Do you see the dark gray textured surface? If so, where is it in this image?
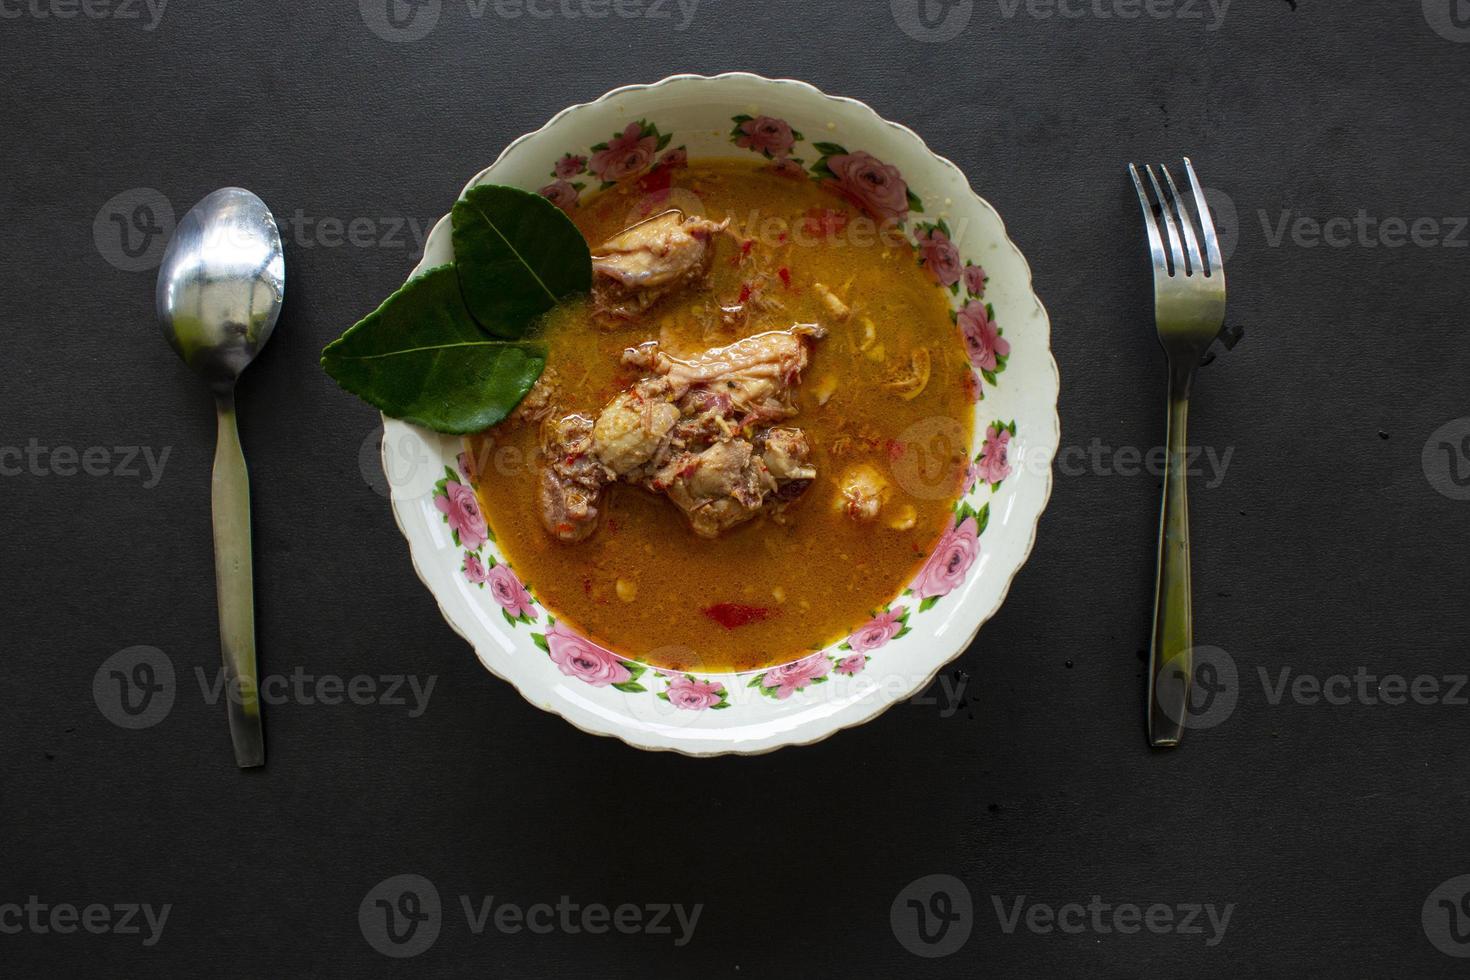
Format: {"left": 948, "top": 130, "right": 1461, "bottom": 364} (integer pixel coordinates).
{"left": 4, "top": 0, "right": 1470, "bottom": 975}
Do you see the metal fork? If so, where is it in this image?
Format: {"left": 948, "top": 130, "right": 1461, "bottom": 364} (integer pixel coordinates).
{"left": 1127, "top": 158, "right": 1227, "bottom": 748}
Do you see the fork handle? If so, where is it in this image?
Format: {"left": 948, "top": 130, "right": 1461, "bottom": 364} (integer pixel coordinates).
{"left": 1148, "top": 364, "right": 1194, "bottom": 747}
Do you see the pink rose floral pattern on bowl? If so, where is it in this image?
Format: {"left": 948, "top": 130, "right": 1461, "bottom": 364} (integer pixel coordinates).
{"left": 729, "top": 114, "right": 804, "bottom": 172}
{"left": 750, "top": 651, "right": 832, "bottom": 700}
{"left": 914, "top": 220, "right": 963, "bottom": 292}
{"left": 436, "top": 462, "right": 542, "bottom": 628}
{"left": 968, "top": 420, "right": 1016, "bottom": 491}
{"left": 538, "top": 119, "right": 683, "bottom": 212}
{"left": 810, "top": 143, "right": 922, "bottom": 226}
{"left": 434, "top": 465, "right": 488, "bottom": 552}
{"left": 909, "top": 503, "right": 988, "bottom": 613}
{"left": 841, "top": 605, "right": 911, "bottom": 654}
{"left": 475, "top": 114, "right": 1026, "bottom": 707}
{"left": 659, "top": 673, "right": 730, "bottom": 711}
{"left": 957, "top": 299, "right": 1011, "bottom": 391}
{"left": 533, "top": 619, "right": 647, "bottom": 694}
{"left": 589, "top": 120, "right": 670, "bottom": 186}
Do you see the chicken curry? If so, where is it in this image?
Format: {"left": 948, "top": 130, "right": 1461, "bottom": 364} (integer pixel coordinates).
{"left": 467, "top": 160, "right": 973, "bottom": 672}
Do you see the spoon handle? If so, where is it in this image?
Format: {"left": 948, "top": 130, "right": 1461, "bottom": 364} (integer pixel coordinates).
{"left": 212, "top": 391, "right": 265, "bottom": 767}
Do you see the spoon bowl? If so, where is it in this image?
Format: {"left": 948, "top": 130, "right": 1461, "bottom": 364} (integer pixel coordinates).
{"left": 157, "top": 187, "right": 284, "bottom": 392}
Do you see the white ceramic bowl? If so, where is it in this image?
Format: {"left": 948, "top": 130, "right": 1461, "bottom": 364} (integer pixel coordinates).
{"left": 380, "top": 73, "right": 1058, "bottom": 755}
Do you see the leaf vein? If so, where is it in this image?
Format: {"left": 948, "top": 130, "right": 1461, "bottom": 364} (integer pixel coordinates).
{"left": 470, "top": 200, "right": 559, "bottom": 306}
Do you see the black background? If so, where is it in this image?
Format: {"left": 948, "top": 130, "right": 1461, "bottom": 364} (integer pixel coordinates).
{"left": 4, "top": 0, "right": 1470, "bottom": 976}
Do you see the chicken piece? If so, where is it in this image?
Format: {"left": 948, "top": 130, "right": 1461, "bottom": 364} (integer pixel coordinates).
{"left": 592, "top": 210, "right": 730, "bottom": 320}
{"left": 538, "top": 414, "right": 612, "bottom": 542}
{"left": 757, "top": 427, "right": 817, "bottom": 501}
{"left": 661, "top": 439, "right": 779, "bottom": 538}
{"left": 624, "top": 324, "right": 826, "bottom": 424}
{"left": 835, "top": 463, "right": 890, "bottom": 522}
{"left": 540, "top": 328, "right": 828, "bottom": 542}
{"left": 591, "top": 377, "right": 679, "bottom": 477}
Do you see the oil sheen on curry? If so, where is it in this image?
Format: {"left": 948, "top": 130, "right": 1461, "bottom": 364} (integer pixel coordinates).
{"left": 468, "top": 160, "right": 972, "bottom": 672}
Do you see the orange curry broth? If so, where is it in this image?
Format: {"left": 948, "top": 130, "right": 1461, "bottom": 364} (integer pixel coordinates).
{"left": 468, "top": 160, "right": 972, "bottom": 672}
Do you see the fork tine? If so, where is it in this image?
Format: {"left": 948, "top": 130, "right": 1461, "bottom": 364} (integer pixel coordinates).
{"left": 1183, "top": 157, "right": 1222, "bottom": 277}
{"left": 1160, "top": 164, "right": 1203, "bottom": 276}
{"left": 1144, "top": 165, "right": 1185, "bottom": 276}
{"left": 1127, "top": 164, "right": 1167, "bottom": 275}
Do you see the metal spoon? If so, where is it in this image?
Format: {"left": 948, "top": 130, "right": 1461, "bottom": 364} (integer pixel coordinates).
{"left": 156, "top": 187, "right": 284, "bottom": 768}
